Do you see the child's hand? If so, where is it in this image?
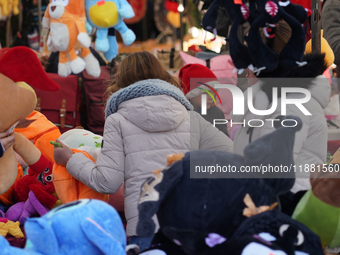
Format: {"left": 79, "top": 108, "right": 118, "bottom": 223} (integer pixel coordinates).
{"left": 53, "top": 139, "right": 73, "bottom": 166}
{"left": 0, "top": 132, "right": 15, "bottom": 151}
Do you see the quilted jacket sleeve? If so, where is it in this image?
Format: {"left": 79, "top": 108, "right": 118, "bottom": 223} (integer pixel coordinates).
{"left": 322, "top": 0, "right": 340, "bottom": 66}
{"left": 66, "top": 115, "right": 124, "bottom": 194}
{"left": 194, "top": 112, "right": 234, "bottom": 153}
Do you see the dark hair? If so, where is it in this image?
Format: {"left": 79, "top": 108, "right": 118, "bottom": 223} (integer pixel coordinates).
{"left": 105, "top": 51, "right": 182, "bottom": 98}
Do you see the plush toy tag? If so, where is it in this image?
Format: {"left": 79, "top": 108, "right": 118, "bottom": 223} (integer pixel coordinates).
{"left": 139, "top": 250, "right": 167, "bottom": 255}
{"left": 7, "top": 121, "right": 19, "bottom": 136}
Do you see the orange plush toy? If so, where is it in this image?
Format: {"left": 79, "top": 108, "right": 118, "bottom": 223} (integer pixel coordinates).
{"left": 0, "top": 47, "right": 59, "bottom": 196}
{"left": 42, "top": 0, "right": 101, "bottom": 78}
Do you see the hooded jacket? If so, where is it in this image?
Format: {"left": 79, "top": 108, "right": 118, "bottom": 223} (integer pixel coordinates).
{"left": 232, "top": 56, "right": 330, "bottom": 193}
{"left": 66, "top": 79, "right": 233, "bottom": 236}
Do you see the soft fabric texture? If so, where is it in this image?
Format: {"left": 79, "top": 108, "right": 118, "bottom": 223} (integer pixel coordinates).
{"left": 178, "top": 51, "right": 238, "bottom": 133}
{"left": 231, "top": 210, "right": 324, "bottom": 255}
{"left": 179, "top": 63, "right": 219, "bottom": 99}
{"left": 67, "top": 79, "right": 233, "bottom": 236}
{"left": 85, "top": 0, "right": 136, "bottom": 61}
{"left": 53, "top": 149, "right": 109, "bottom": 204}
{"left": 42, "top": 0, "right": 100, "bottom": 77}
{"left": 305, "top": 30, "right": 335, "bottom": 67}
{"left": 15, "top": 111, "right": 61, "bottom": 163}
{"left": 0, "top": 47, "right": 59, "bottom": 196}
{"left": 138, "top": 117, "right": 301, "bottom": 254}
{"left": 322, "top": 0, "right": 340, "bottom": 66}
{"left": 292, "top": 147, "right": 340, "bottom": 248}
{"left": 232, "top": 75, "right": 331, "bottom": 193}
{"left": 0, "top": 199, "right": 126, "bottom": 255}
{"left": 105, "top": 79, "right": 194, "bottom": 117}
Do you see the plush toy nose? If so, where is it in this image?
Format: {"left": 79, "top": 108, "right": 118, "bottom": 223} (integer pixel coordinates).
{"left": 97, "top": 0, "right": 105, "bottom": 6}
{"left": 51, "top": 6, "right": 56, "bottom": 11}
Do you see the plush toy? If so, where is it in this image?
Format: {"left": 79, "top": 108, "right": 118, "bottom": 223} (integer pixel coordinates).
{"left": 14, "top": 110, "right": 61, "bottom": 164}
{"left": 155, "top": 210, "right": 324, "bottom": 255}
{"left": 292, "top": 146, "right": 340, "bottom": 249}
{"left": 244, "top": 0, "right": 307, "bottom": 72}
{"left": 0, "top": 46, "right": 59, "bottom": 196}
{"left": 52, "top": 129, "right": 110, "bottom": 204}
{"left": 165, "top": 0, "right": 180, "bottom": 28}
{"left": 6, "top": 191, "right": 50, "bottom": 226}
{"left": 42, "top": 0, "right": 101, "bottom": 77}
{"left": 136, "top": 116, "right": 302, "bottom": 254}
{"left": 11, "top": 132, "right": 59, "bottom": 210}
{"left": 0, "top": 199, "right": 126, "bottom": 255}
{"left": 85, "top": 0, "right": 136, "bottom": 61}
{"left": 124, "top": 0, "right": 147, "bottom": 24}
{"left": 0, "top": 0, "right": 19, "bottom": 17}
{"left": 0, "top": 218, "right": 24, "bottom": 238}
{"left": 305, "top": 30, "right": 335, "bottom": 68}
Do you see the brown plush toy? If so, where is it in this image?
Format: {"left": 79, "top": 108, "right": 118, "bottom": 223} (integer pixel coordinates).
{"left": 0, "top": 46, "right": 59, "bottom": 195}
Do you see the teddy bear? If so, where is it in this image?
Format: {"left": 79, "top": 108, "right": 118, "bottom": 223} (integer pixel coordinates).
{"left": 0, "top": 46, "right": 59, "bottom": 196}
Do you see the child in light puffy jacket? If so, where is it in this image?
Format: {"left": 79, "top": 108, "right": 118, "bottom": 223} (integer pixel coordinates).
{"left": 53, "top": 51, "right": 233, "bottom": 251}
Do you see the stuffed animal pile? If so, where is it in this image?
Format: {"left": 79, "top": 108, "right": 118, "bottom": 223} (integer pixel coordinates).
{"left": 135, "top": 116, "right": 325, "bottom": 254}
{"left": 201, "top": 0, "right": 310, "bottom": 75}
{"left": 41, "top": 0, "right": 136, "bottom": 76}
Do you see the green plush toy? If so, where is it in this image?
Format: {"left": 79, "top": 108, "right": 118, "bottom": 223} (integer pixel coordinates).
{"left": 292, "top": 147, "right": 340, "bottom": 249}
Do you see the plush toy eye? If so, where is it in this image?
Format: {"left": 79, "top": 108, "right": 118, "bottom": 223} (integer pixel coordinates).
{"left": 279, "top": 224, "right": 304, "bottom": 246}
{"left": 44, "top": 168, "right": 50, "bottom": 173}
{"left": 45, "top": 174, "right": 53, "bottom": 182}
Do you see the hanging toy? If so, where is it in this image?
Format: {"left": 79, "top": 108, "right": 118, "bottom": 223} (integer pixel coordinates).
{"left": 85, "top": 0, "right": 136, "bottom": 61}
{"left": 42, "top": 0, "right": 101, "bottom": 78}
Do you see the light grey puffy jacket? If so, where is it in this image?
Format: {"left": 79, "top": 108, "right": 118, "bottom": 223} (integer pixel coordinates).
{"left": 66, "top": 82, "right": 233, "bottom": 236}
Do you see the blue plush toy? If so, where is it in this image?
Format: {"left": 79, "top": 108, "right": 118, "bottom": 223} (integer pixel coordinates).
{"left": 85, "top": 0, "right": 136, "bottom": 61}
{"left": 0, "top": 199, "right": 126, "bottom": 255}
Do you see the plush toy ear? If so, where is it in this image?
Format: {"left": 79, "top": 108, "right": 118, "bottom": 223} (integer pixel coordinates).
{"left": 244, "top": 116, "right": 302, "bottom": 195}
{"left": 278, "top": 10, "right": 306, "bottom": 68}
{"left": 0, "top": 46, "right": 60, "bottom": 91}
{"left": 225, "top": 1, "right": 253, "bottom": 71}
{"left": 80, "top": 217, "right": 126, "bottom": 255}
{"left": 137, "top": 159, "right": 184, "bottom": 237}
{"left": 201, "top": 0, "right": 221, "bottom": 33}
{"left": 24, "top": 217, "right": 59, "bottom": 254}
{"left": 279, "top": 0, "right": 308, "bottom": 24}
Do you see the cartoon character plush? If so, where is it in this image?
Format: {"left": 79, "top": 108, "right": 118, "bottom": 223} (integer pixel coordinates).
{"left": 42, "top": 0, "right": 101, "bottom": 77}
{"left": 0, "top": 199, "right": 127, "bottom": 255}
{"left": 11, "top": 132, "right": 59, "bottom": 211}
{"left": 136, "top": 116, "right": 302, "bottom": 254}
{"left": 85, "top": 0, "right": 136, "bottom": 61}
{"left": 158, "top": 210, "right": 324, "bottom": 255}
{"left": 0, "top": 47, "right": 59, "bottom": 196}
{"left": 52, "top": 129, "right": 109, "bottom": 204}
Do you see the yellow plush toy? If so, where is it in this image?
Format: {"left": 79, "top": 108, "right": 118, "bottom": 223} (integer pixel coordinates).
{"left": 0, "top": 220, "right": 24, "bottom": 238}
{"left": 305, "top": 30, "right": 335, "bottom": 67}
{"left": 42, "top": 0, "right": 101, "bottom": 78}
{"left": 0, "top": 0, "right": 19, "bottom": 17}
{"left": 0, "top": 47, "right": 59, "bottom": 195}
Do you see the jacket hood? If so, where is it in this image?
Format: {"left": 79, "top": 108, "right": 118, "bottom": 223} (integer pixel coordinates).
{"left": 105, "top": 79, "right": 193, "bottom": 118}
{"left": 118, "top": 95, "right": 190, "bottom": 132}
{"left": 106, "top": 79, "right": 193, "bottom": 133}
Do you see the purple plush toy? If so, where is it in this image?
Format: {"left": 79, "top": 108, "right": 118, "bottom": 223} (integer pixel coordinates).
{"left": 6, "top": 191, "right": 49, "bottom": 225}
